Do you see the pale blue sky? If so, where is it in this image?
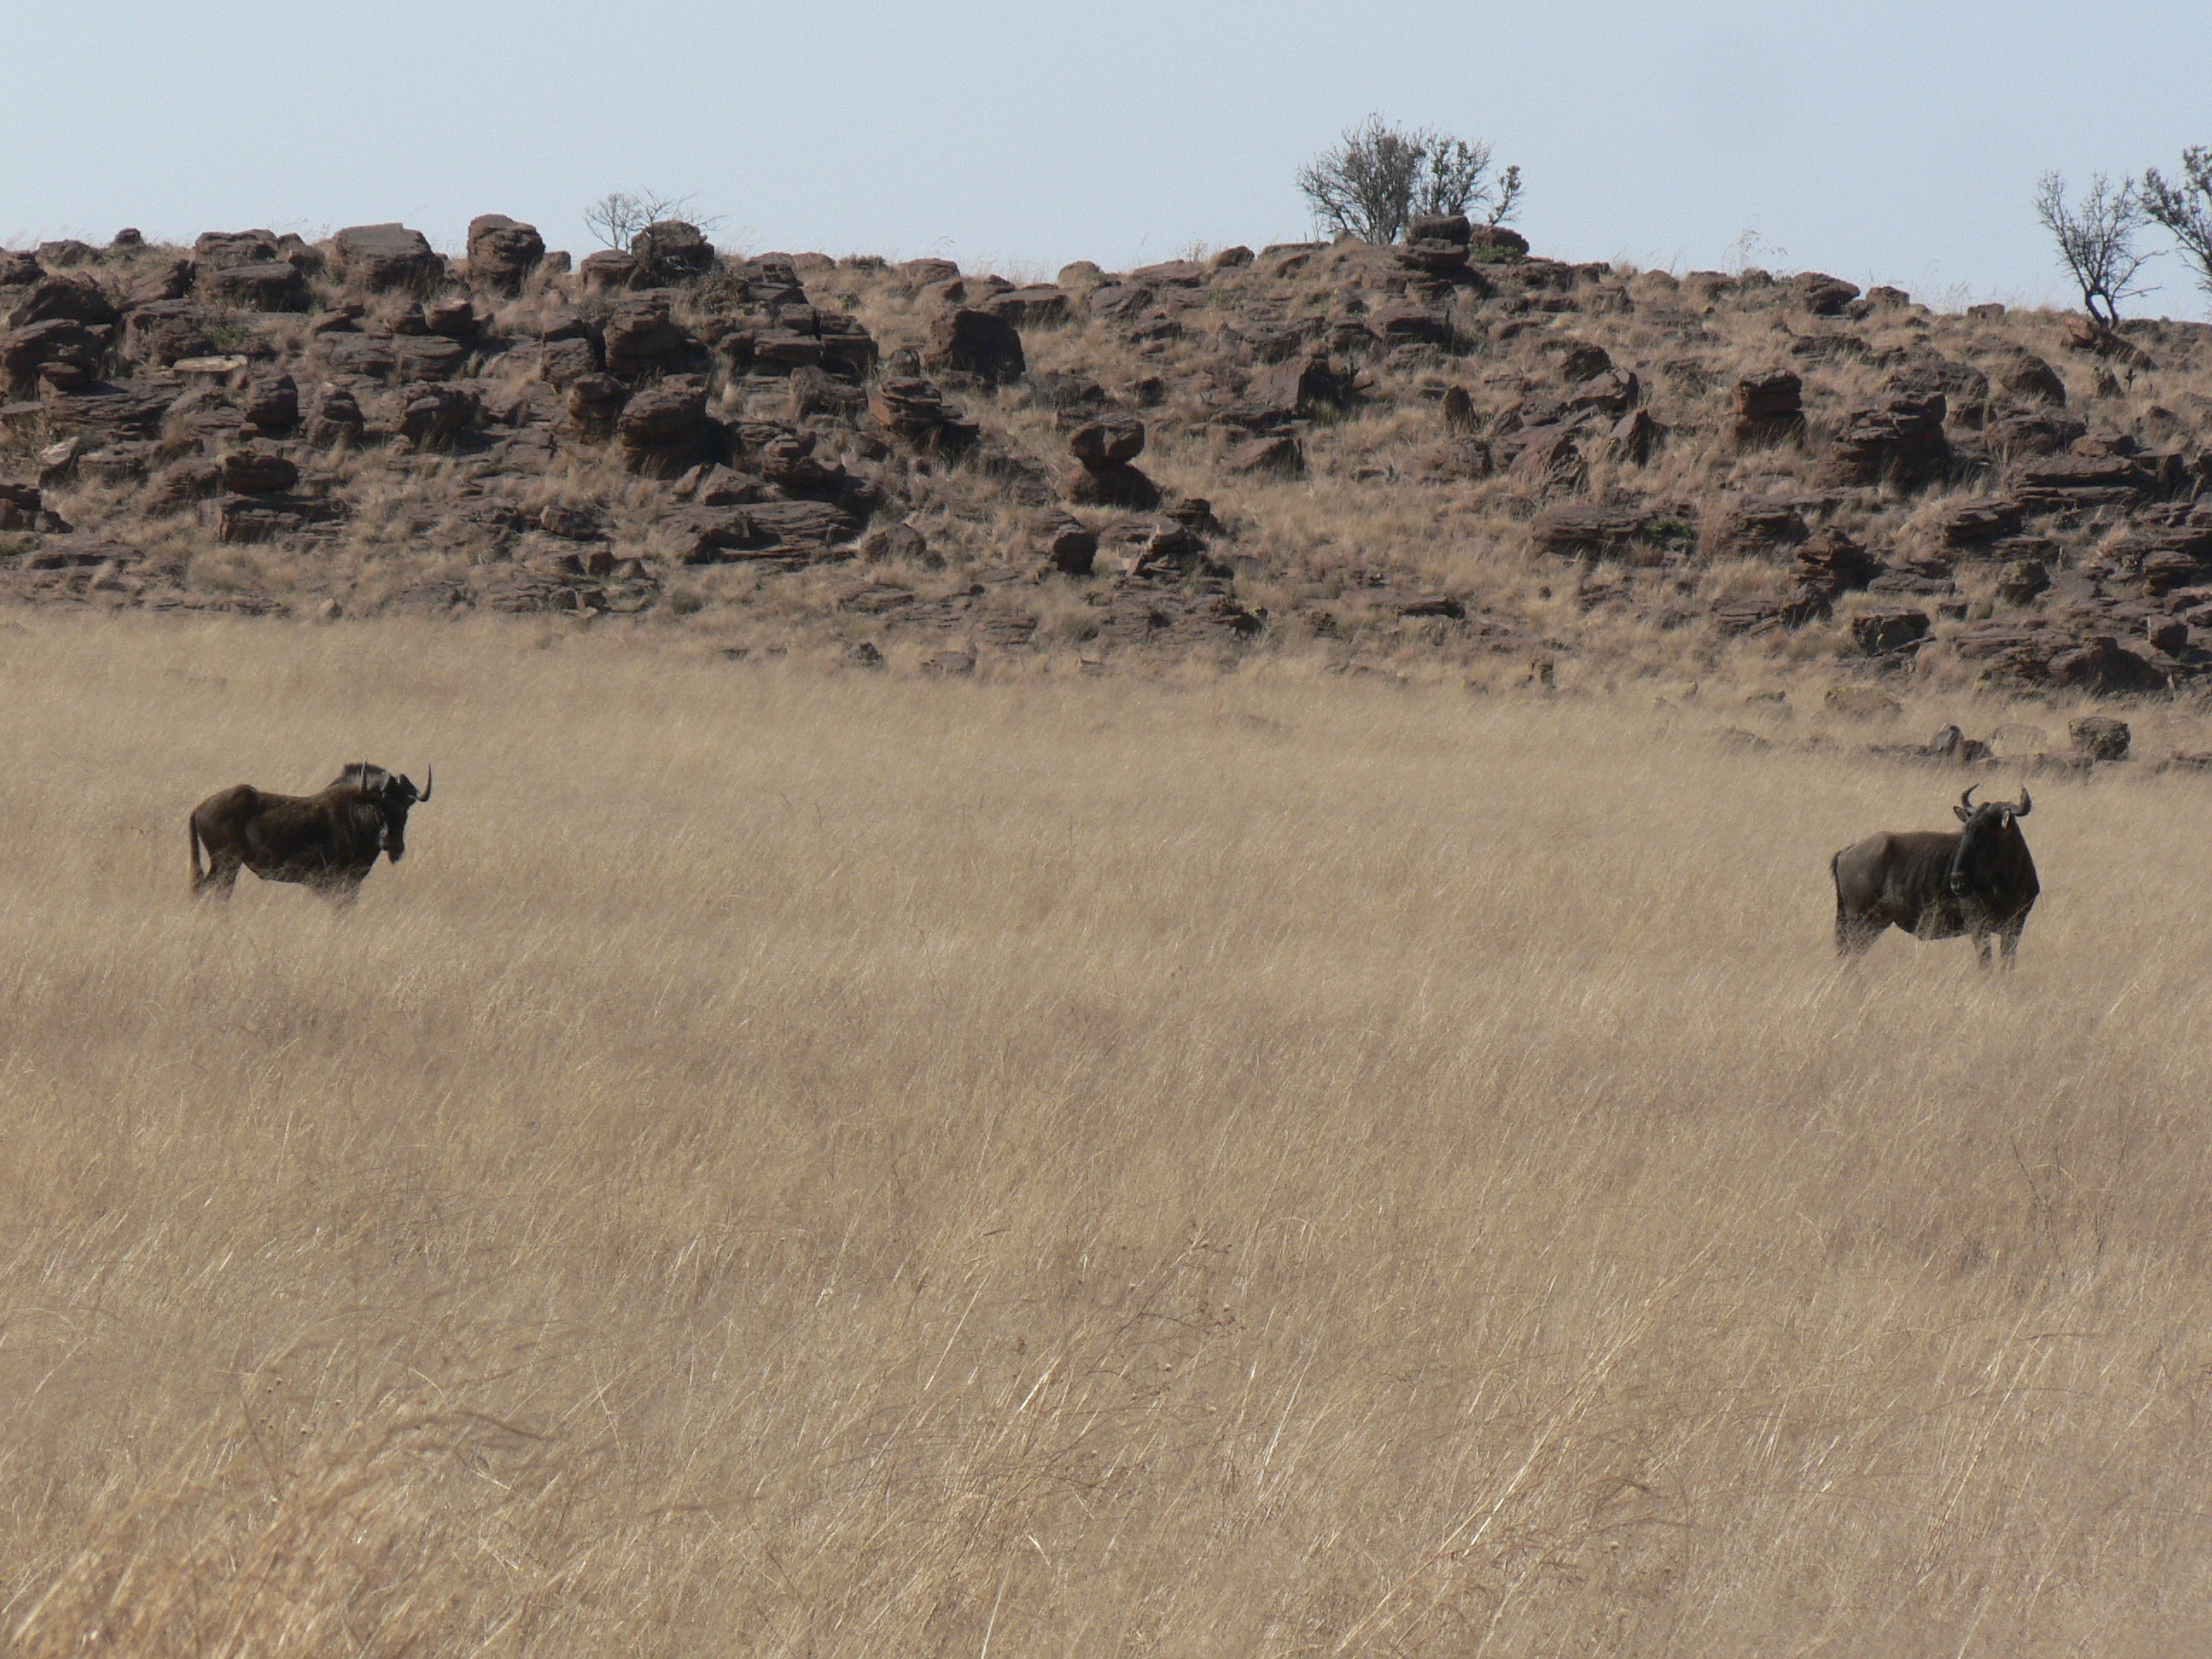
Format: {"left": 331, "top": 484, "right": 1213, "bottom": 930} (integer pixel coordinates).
{"left": 6, "top": 2, "right": 2209, "bottom": 315}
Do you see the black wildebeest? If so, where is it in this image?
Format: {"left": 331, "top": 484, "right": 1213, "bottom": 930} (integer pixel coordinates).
{"left": 1831, "top": 785, "right": 2038, "bottom": 969}
{"left": 189, "top": 762, "right": 432, "bottom": 903}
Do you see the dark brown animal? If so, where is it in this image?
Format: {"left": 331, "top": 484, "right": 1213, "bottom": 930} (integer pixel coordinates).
{"left": 1831, "top": 785, "right": 2038, "bottom": 969}
{"left": 189, "top": 762, "right": 432, "bottom": 903}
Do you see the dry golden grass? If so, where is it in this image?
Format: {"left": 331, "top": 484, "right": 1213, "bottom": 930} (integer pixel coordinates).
{"left": 4, "top": 613, "right": 2212, "bottom": 1656}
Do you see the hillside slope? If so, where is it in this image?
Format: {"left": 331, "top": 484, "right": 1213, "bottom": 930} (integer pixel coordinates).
{"left": 3, "top": 215, "right": 2209, "bottom": 698}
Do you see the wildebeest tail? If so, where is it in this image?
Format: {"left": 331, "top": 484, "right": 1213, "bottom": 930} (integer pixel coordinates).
{"left": 189, "top": 815, "right": 203, "bottom": 888}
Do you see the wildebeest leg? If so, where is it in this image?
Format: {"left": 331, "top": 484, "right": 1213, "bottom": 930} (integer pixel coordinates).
{"left": 319, "top": 874, "right": 365, "bottom": 908}
{"left": 1834, "top": 906, "right": 1881, "bottom": 957}
{"left": 1973, "top": 932, "right": 1995, "bottom": 971}
{"left": 197, "top": 854, "right": 243, "bottom": 898}
{"left": 1999, "top": 926, "right": 2024, "bottom": 971}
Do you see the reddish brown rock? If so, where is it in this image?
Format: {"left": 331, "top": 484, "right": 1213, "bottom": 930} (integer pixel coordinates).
{"left": 219, "top": 447, "right": 299, "bottom": 495}
{"left": 1222, "top": 433, "right": 1303, "bottom": 475}
{"left": 1067, "top": 416, "right": 1145, "bottom": 467}
{"left": 1730, "top": 370, "right": 1803, "bottom": 448}
{"left": 924, "top": 308, "right": 1026, "bottom": 384}
{"left": 466, "top": 214, "right": 544, "bottom": 294}
{"left": 331, "top": 224, "right": 443, "bottom": 293}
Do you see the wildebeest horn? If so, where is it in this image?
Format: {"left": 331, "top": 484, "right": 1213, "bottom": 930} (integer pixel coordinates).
{"left": 416, "top": 766, "right": 431, "bottom": 803}
{"left": 2013, "top": 785, "right": 2031, "bottom": 817}
{"left": 1960, "top": 784, "right": 1978, "bottom": 811}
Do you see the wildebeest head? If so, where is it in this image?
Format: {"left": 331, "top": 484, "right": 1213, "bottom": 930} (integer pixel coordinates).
{"left": 1949, "top": 783, "right": 2031, "bottom": 896}
{"left": 331, "top": 761, "right": 433, "bottom": 862}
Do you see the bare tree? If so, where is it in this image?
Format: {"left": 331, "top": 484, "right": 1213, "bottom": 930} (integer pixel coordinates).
{"left": 1298, "top": 116, "right": 1522, "bottom": 245}
{"left": 583, "top": 188, "right": 718, "bottom": 252}
{"left": 2143, "top": 147, "right": 2212, "bottom": 302}
{"left": 2035, "top": 171, "right": 2153, "bottom": 325}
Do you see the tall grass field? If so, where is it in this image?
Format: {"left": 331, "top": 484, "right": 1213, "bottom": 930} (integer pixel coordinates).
{"left": 2, "top": 615, "right": 2209, "bottom": 1656}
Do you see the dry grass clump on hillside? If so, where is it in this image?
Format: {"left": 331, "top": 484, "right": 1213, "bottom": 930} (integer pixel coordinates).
{"left": 4, "top": 615, "right": 2212, "bottom": 1656}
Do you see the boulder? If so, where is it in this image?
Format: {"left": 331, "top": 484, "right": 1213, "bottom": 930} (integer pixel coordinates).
{"left": 1088, "top": 284, "right": 1155, "bottom": 322}
{"left": 1852, "top": 608, "right": 1931, "bottom": 654}
{"left": 1408, "top": 436, "right": 1495, "bottom": 482}
{"left": 1821, "top": 393, "right": 1950, "bottom": 489}
{"left": 538, "top": 334, "right": 601, "bottom": 389}
{"left": 1067, "top": 416, "right": 1145, "bottom": 467}
{"left": 423, "top": 298, "right": 479, "bottom": 340}
{"left": 1794, "top": 529, "right": 1879, "bottom": 594}
{"left": 564, "top": 372, "right": 630, "bottom": 439}
{"left": 867, "top": 378, "right": 978, "bottom": 453}
{"left": 1707, "top": 497, "right": 1809, "bottom": 557}
{"left": 1791, "top": 272, "right": 1861, "bottom": 315}
{"left": 192, "top": 231, "right": 285, "bottom": 270}
{"left": 1065, "top": 461, "right": 1161, "bottom": 511}
{"left": 5, "top": 276, "right": 118, "bottom": 330}
{"left": 1506, "top": 429, "right": 1586, "bottom": 498}
{"left": 1033, "top": 513, "right": 1098, "bottom": 576}
{"left": 924, "top": 308, "right": 1026, "bottom": 384}
{"left": 128, "top": 257, "right": 194, "bottom": 305}
{"left": 397, "top": 385, "right": 480, "bottom": 448}
{"left": 119, "top": 302, "right": 214, "bottom": 366}
{"left": 2010, "top": 452, "right": 2160, "bottom": 508}
{"left": 1999, "top": 353, "right": 2067, "bottom": 407}
{"left": 1407, "top": 213, "right": 1474, "bottom": 246}
{"left": 1730, "top": 370, "right": 1803, "bottom": 448}
{"left": 630, "top": 219, "right": 715, "bottom": 283}
{"left": 240, "top": 371, "right": 299, "bottom": 434}
{"left": 219, "top": 447, "right": 300, "bottom": 495}
{"left": 2062, "top": 315, "right": 2154, "bottom": 369}
{"left": 1467, "top": 226, "right": 1529, "bottom": 258}
{"left": 2047, "top": 639, "right": 2164, "bottom": 696}
{"left": 1607, "top": 408, "right": 1663, "bottom": 464}
{"left": 1531, "top": 501, "right": 1648, "bottom": 559}
{"left": 1985, "top": 408, "right": 2087, "bottom": 458}
{"left": 1365, "top": 302, "right": 1452, "bottom": 346}
{"left": 1996, "top": 558, "right": 2050, "bottom": 606}
{"left": 466, "top": 214, "right": 545, "bottom": 294}
{"left": 1, "top": 320, "right": 105, "bottom": 395}
{"left": 1932, "top": 497, "right": 2024, "bottom": 547}
{"left": 304, "top": 385, "right": 365, "bottom": 448}
{"left": 1222, "top": 433, "right": 1303, "bottom": 475}
{"left": 1395, "top": 238, "right": 1468, "bottom": 275}
{"left": 980, "top": 284, "right": 1069, "bottom": 327}
{"left": 579, "top": 250, "right": 641, "bottom": 294}
{"left": 602, "top": 298, "right": 701, "bottom": 379}
{"left": 1129, "top": 259, "right": 1209, "bottom": 288}
{"left": 330, "top": 224, "right": 443, "bottom": 293}
{"left": 613, "top": 375, "right": 715, "bottom": 476}
{"left": 197, "top": 262, "right": 308, "bottom": 312}
{"left": 213, "top": 490, "right": 344, "bottom": 543}
{"left": 2070, "top": 715, "right": 2132, "bottom": 760}
{"left": 1247, "top": 353, "right": 1349, "bottom": 419}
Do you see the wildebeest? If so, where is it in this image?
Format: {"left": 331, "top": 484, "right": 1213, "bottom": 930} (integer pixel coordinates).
{"left": 1831, "top": 785, "right": 2038, "bottom": 969}
{"left": 189, "top": 762, "right": 432, "bottom": 903}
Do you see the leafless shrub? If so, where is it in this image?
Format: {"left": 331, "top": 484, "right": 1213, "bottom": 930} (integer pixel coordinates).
{"left": 2143, "top": 147, "right": 2212, "bottom": 302}
{"left": 2035, "top": 170, "right": 2153, "bottom": 324}
{"left": 1297, "top": 115, "right": 1522, "bottom": 244}
{"left": 582, "top": 188, "right": 722, "bottom": 252}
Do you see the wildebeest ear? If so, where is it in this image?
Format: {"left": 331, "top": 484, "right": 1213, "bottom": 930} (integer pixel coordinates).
{"left": 1954, "top": 805, "right": 1972, "bottom": 822}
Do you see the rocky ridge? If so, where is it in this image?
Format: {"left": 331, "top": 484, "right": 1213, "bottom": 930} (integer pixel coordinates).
{"left": 4, "top": 213, "right": 2212, "bottom": 695}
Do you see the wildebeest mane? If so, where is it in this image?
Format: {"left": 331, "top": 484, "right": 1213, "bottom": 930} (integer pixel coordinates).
{"left": 329, "top": 761, "right": 391, "bottom": 792}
